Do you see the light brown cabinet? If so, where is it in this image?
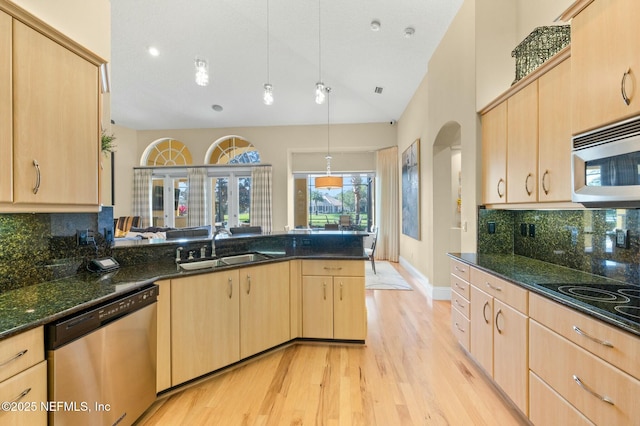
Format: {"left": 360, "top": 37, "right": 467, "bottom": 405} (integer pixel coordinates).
{"left": 155, "top": 279, "right": 172, "bottom": 392}
{"left": 450, "top": 259, "right": 471, "bottom": 351}
{"left": 301, "top": 260, "right": 366, "bottom": 341}
{"left": 570, "top": 0, "right": 640, "bottom": 134}
{"left": 529, "top": 371, "right": 594, "bottom": 426}
{"left": 481, "top": 102, "right": 508, "bottom": 204}
{"left": 0, "top": 11, "right": 10, "bottom": 204}
{"left": 529, "top": 292, "right": 640, "bottom": 425}
{"left": 171, "top": 270, "right": 240, "bottom": 386}
{"left": 468, "top": 267, "right": 529, "bottom": 415}
{"left": 0, "top": 6, "right": 103, "bottom": 212}
{"left": 506, "top": 82, "right": 538, "bottom": 203}
{"left": 481, "top": 53, "right": 572, "bottom": 205}
{"left": 0, "top": 327, "right": 46, "bottom": 426}
{"left": 538, "top": 58, "right": 572, "bottom": 202}
{"left": 240, "top": 262, "right": 290, "bottom": 359}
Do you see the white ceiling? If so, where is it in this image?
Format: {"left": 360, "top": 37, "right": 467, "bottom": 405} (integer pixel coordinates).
{"left": 110, "top": 0, "right": 463, "bottom": 130}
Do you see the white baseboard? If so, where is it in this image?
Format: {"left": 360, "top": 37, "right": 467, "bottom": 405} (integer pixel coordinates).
{"left": 399, "top": 256, "right": 451, "bottom": 301}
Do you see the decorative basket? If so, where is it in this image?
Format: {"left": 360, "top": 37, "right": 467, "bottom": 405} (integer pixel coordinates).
{"left": 511, "top": 25, "right": 570, "bottom": 85}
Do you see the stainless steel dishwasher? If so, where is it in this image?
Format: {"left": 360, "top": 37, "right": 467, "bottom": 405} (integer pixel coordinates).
{"left": 45, "top": 284, "right": 158, "bottom": 426}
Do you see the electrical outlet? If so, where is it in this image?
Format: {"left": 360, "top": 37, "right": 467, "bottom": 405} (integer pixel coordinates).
{"left": 529, "top": 223, "right": 536, "bottom": 238}
{"left": 520, "top": 223, "right": 527, "bottom": 237}
{"left": 488, "top": 222, "right": 496, "bottom": 234}
{"left": 616, "top": 229, "right": 630, "bottom": 249}
{"left": 77, "top": 229, "right": 88, "bottom": 246}
{"left": 104, "top": 227, "right": 113, "bottom": 244}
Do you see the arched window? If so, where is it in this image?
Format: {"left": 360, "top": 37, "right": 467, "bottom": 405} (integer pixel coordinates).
{"left": 142, "top": 138, "right": 192, "bottom": 166}
{"left": 206, "top": 136, "right": 260, "bottom": 165}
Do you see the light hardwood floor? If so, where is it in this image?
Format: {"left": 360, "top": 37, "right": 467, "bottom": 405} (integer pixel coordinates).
{"left": 137, "top": 262, "right": 528, "bottom": 425}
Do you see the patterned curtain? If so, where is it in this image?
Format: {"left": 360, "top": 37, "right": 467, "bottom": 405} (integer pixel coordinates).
{"left": 250, "top": 166, "right": 272, "bottom": 233}
{"left": 132, "top": 169, "right": 153, "bottom": 228}
{"left": 187, "top": 168, "right": 209, "bottom": 227}
{"left": 376, "top": 147, "right": 399, "bottom": 262}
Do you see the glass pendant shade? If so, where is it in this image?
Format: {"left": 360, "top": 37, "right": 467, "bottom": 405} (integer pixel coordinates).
{"left": 194, "top": 58, "right": 209, "bottom": 86}
{"left": 315, "top": 82, "right": 326, "bottom": 104}
{"left": 263, "top": 83, "right": 274, "bottom": 105}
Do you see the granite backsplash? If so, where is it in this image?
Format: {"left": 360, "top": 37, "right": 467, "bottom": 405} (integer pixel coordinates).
{"left": 478, "top": 208, "right": 640, "bottom": 284}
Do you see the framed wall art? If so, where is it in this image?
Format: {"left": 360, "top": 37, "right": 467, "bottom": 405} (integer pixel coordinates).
{"left": 402, "top": 139, "right": 420, "bottom": 240}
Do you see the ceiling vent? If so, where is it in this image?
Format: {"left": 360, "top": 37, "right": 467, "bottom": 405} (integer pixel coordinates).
{"left": 374, "top": 87, "right": 383, "bottom": 94}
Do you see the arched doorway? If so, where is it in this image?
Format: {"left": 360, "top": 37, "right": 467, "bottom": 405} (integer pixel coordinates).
{"left": 432, "top": 122, "right": 462, "bottom": 289}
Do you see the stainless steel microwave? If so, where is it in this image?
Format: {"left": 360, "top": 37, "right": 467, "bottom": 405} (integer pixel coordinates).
{"left": 572, "top": 116, "right": 640, "bottom": 207}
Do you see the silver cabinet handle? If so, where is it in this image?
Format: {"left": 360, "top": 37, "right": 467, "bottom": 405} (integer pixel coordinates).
{"left": 454, "top": 282, "right": 465, "bottom": 292}
{"left": 541, "top": 170, "right": 550, "bottom": 195}
{"left": 525, "top": 173, "right": 533, "bottom": 196}
{"left": 323, "top": 266, "right": 343, "bottom": 271}
{"left": 339, "top": 282, "right": 343, "bottom": 301}
{"left": 322, "top": 282, "right": 327, "bottom": 300}
{"left": 0, "top": 349, "right": 27, "bottom": 367}
{"left": 572, "top": 325, "right": 614, "bottom": 348}
{"left": 8, "top": 387, "right": 31, "bottom": 403}
{"left": 455, "top": 322, "right": 465, "bottom": 333}
{"left": 454, "top": 299, "right": 465, "bottom": 309}
{"left": 497, "top": 178, "right": 505, "bottom": 199}
{"left": 573, "top": 375, "right": 614, "bottom": 405}
{"left": 486, "top": 282, "right": 502, "bottom": 292}
{"left": 32, "top": 160, "right": 41, "bottom": 194}
{"left": 246, "top": 275, "right": 251, "bottom": 295}
{"left": 621, "top": 68, "right": 631, "bottom": 106}
{"left": 454, "top": 266, "right": 466, "bottom": 273}
{"left": 228, "top": 277, "right": 233, "bottom": 299}
{"left": 495, "top": 309, "right": 504, "bottom": 334}
{"left": 482, "top": 301, "right": 490, "bottom": 324}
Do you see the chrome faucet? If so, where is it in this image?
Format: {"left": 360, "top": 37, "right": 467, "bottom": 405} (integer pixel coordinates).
{"left": 201, "top": 245, "right": 207, "bottom": 258}
{"left": 211, "top": 238, "right": 216, "bottom": 258}
{"left": 175, "top": 247, "right": 183, "bottom": 263}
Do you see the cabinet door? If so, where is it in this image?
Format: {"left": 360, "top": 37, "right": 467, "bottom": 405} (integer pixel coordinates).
{"left": 171, "top": 270, "right": 240, "bottom": 385}
{"left": 538, "top": 58, "right": 571, "bottom": 202}
{"left": 0, "top": 11, "right": 10, "bottom": 203}
{"left": 302, "top": 276, "right": 333, "bottom": 339}
{"left": 240, "top": 262, "right": 290, "bottom": 358}
{"left": 156, "top": 280, "right": 172, "bottom": 393}
{"left": 12, "top": 21, "right": 99, "bottom": 206}
{"left": 333, "top": 276, "right": 366, "bottom": 340}
{"left": 507, "top": 82, "right": 538, "bottom": 203}
{"left": 470, "top": 285, "right": 493, "bottom": 376}
{"left": 0, "top": 361, "right": 47, "bottom": 426}
{"left": 571, "top": 0, "right": 640, "bottom": 134}
{"left": 481, "top": 102, "right": 508, "bottom": 204}
{"left": 493, "top": 299, "right": 528, "bottom": 415}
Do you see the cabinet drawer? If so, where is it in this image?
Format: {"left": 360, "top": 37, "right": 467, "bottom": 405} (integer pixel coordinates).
{"left": 451, "top": 307, "right": 470, "bottom": 351}
{"left": 529, "top": 371, "right": 594, "bottom": 426}
{"left": 0, "top": 360, "right": 47, "bottom": 426}
{"left": 530, "top": 292, "right": 640, "bottom": 379}
{"left": 450, "top": 288, "right": 470, "bottom": 318}
{"left": 450, "top": 274, "right": 470, "bottom": 300}
{"left": 302, "top": 260, "right": 364, "bottom": 277}
{"left": 530, "top": 320, "right": 640, "bottom": 426}
{"left": 450, "top": 259, "right": 470, "bottom": 281}
{"left": 0, "top": 327, "right": 43, "bottom": 383}
{"left": 470, "top": 268, "right": 527, "bottom": 314}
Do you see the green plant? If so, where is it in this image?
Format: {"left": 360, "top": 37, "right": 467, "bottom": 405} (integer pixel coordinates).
{"left": 101, "top": 130, "right": 116, "bottom": 156}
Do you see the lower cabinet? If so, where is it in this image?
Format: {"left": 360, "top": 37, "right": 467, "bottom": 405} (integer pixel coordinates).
{"left": 0, "top": 361, "right": 47, "bottom": 426}
{"left": 461, "top": 263, "right": 529, "bottom": 416}
{"left": 529, "top": 371, "right": 594, "bottom": 426}
{"left": 171, "top": 269, "right": 241, "bottom": 386}
{"left": 240, "top": 262, "right": 290, "bottom": 359}
{"left": 301, "top": 260, "right": 366, "bottom": 340}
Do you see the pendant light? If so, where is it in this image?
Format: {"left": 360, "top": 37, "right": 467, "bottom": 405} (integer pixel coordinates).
{"left": 263, "top": 0, "right": 274, "bottom": 105}
{"left": 314, "top": 0, "right": 326, "bottom": 104}
{"left": 315, "top": 87, "right": 342, "bottom": 189}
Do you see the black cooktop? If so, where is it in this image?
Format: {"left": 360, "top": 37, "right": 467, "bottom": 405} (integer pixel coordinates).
{"left": 536, "top": 282, "right": 640, "bottom": 327}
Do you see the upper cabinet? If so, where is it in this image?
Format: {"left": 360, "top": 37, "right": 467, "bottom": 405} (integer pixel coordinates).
{"left": 569, "top": 0, "right": 640, "bottom": 134}
{"left": 481, "top": 53, "right": 572, "bottom": 206}
{"left": 0, "top": 11, "right": 11, "bottom": 204}
{"left": 0, "top": 3, "right": 105, "bottom": 212}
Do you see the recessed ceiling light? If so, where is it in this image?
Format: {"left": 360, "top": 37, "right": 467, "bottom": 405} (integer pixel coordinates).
{"left": 148, "top": 46, "right": 160, "bottom": 56}
{"left": 211, "top": 104, "right": 223, "bottom": 112}
{"left": 403, "top": 27, "right": 415, "bottom": 38}
{"left": 374, "top": 87, "right": 383, "bottom": 94}
{"left": 370, "top": 20, "right": 381, "bottom": 31}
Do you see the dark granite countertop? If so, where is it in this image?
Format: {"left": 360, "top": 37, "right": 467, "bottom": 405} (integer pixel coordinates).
{"left": 0, "top": 254, "right": 366, "bottom": 340}
{"left": 449, "top": 253, "right": 640, "bottom": 337}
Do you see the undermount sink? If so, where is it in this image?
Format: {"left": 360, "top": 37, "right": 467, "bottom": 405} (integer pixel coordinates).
{"left": 178, "top": 253, "right": 269, "bottom": 271}
{"left": 218, "top": 253, "right": 269, "bottom": 265}
{"left": 178, "top": 259, "right": 225, "bottom": 270}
